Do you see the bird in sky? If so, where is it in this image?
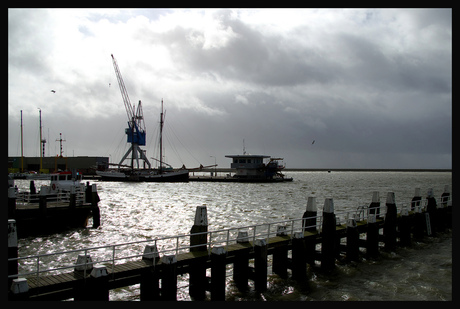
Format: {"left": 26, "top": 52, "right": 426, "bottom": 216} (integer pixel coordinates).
{"left": 312, "top": 140, "right": 315, "bottom": 145}
{"left": 51, "top": 90, "right": 56, "bottom": 93}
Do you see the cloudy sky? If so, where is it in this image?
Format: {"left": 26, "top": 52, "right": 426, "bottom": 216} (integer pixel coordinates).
{"left": 8, "top": 8, "right": 452, "bottom": 169}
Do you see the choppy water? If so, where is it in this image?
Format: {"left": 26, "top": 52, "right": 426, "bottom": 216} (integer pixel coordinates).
{"left": 15, "top": 171, "right": 452, "bottom": 301}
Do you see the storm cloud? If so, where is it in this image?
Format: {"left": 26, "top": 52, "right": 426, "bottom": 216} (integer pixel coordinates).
{"left": 8, "top": 9, "right": 451, "bottom": 169}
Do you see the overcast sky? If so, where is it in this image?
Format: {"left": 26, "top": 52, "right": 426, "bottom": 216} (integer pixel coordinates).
{"left": 8, "top": 8, "right": 452, "bottom": 169}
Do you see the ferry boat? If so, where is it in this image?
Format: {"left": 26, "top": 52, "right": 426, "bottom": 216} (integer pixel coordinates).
{"left": 225, "top": 154, "right": 293, "bottom": 182}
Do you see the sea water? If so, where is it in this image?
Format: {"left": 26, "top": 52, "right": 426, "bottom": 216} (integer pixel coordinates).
{"left": 14, "top": 171, "right": 452, "bottom": 301}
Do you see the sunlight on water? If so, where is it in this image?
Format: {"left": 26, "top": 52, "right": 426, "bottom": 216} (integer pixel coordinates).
{"left": 14, "top": 171, "right": 452, "bottom": 301}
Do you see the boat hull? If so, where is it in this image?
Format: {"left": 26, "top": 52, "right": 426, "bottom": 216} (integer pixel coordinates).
{"left": 96, "top": 170, "right": 189, "bottom": 182}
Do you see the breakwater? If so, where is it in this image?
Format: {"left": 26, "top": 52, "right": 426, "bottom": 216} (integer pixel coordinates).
{"left": 8, "top": 187, "right": 452, "bottom": 301}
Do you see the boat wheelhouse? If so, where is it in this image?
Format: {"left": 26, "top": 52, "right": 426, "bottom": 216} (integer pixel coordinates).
{"left": 225, "top": 154, "right": 292, "bottom": 182}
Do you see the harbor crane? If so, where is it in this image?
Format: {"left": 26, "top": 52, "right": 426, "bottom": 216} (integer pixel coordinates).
{"left": 111, "top": 54, "right": 151, "bottom": 170}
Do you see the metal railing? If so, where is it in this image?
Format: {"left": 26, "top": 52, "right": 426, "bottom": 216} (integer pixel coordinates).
{"left": 15, "top": 190, "right": 86, "bottom": 206}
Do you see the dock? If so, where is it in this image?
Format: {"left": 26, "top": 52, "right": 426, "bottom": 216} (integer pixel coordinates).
{"left": 8, "top": 187, "right": 452, "bottom": 301}
{"left": 8, "top": 184, "right": 101, "bottom": 238}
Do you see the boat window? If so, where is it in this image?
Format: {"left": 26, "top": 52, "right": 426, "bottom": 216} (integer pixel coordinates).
{"left": 51, "top": 175, "right": 57, "bottom": 181}
{"left": 248, "top": 159, "right": 251, "bottom": 163}
{"left": 239, "top": 159, "right": 246, "bottom": 163}
{"left": 59, "top": 175, "right": 67, "bottom": 181}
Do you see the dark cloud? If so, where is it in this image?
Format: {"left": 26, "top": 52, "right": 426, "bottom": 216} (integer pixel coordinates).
{"left": 8, "top": 9, "right": 451, "bottom": 169}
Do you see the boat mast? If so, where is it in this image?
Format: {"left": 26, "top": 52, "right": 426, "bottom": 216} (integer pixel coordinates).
{"left": 20, "top": 110, "right": 23, "bottom": 173}
{"left": 38, "top": 108, "right": 46, "bottom": 171}
{"left": 159, "top": 99, "right": 164, "bottom": 174}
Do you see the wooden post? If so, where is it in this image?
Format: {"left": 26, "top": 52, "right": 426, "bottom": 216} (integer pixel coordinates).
{"left": 426, "top": 188, "right": 438, "bottom": 236}
{"left": 346, "top": 216, "right": 359, "bottom": 261}
{"left": 88, "top": 264, "right": 109, "bottom": 301}
{"left": 291, "top": 232, "right": 307, "bottom": 281}
{"left": 413, "top": 204, "right": 426, "bottom": 239}
{"left": 189, "top": 206, "right": 208, "bottom": 300}
{"left": 8, "top": 187, "right": 16, "bottom": 219}
{"left": 384, "top": 192, "right": 397, "bottom": 251}
{"left": 211, "top": 245, "right": 227, "bottom": 301}
{"left": 140, "top": 244, "right": 160, "bottom": 301}
{"left": 366, "top": 214, "right": 379, "bottom": 258}
{"left": 8, "top": 219, "right": 18, "bottom": 288}
{"left": 85, "top": 181, "right": 92, "bottom": 203}
{"left": 272, "top": 225, "right": 288, "bottom": 279}
{"left": 411, "top": 188, "right": 422, "bottom": 211}
{"left": 399, "top": 206, "right": 411, "bottom": 247}
{"left": 321, "top": 198, "right": 336, "bottom": 272}
{"left": 233, "top": 231, "right": 250, "bottom": 292}
{"left": 254, "top": 237, "right": 267, "bottom": 292}
{"left": 91, "top": 184, "right": 101, "bottom": 228}
{"left": 30, "top": 180, "right": 36, "bottom": 195}
{"left": 446, "top": 200, "right": 452, "bottom": 229}
{"left": 369, "top": 191, "right": 380, "bottom": 219}
{"left": 439, "top": 185, "right": 450, "bottom": 232}
{"left": 302, "top": 196, "right": 317, "bottom": 232}
{"left": 9, "top": 278, "right": 29, "bottom": 301}
{"left": 161, "top": 253, "right": 177, "bottom": 301}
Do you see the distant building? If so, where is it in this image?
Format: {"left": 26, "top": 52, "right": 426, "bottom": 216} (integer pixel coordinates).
{"left": 8, "top": 156, "right": 109, "bottom": 175}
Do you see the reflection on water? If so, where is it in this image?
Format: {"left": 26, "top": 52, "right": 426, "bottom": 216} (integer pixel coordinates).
{"left": 14, "top": 172, "right": 452, "bottom": 301}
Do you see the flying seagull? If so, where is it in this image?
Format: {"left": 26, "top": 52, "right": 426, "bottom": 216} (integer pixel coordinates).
{"left": 312, "top": 140, "right": 315, "bottom": 145}
{"left": 51, "top": 90, "right": 56, "bottom": 93}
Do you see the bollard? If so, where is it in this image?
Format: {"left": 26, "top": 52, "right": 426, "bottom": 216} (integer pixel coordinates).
{"left": 369, "top": 191, "right": 381, "bottom": 219}
{"left": 8, "top": 187, "right": 17, "bottom": 219}
{"left": 346, "top": 216, "right": 359, "bottom": 261}
{"left": 9, "top": 278, "right": 29, "bottom": 301}
{"left": 272, "top": 225, "right": 289, "bottom": 279}
{"left": 189, "top": 206, "right": 208, "bottom": 300}
{"left": 8, "top": 219, "right": 18, "bottom": 288}
{"left": 426, "top": 188, "right": 438, "bottom": 236}
{"left": 233, "top": 231, "right": 250, "bottom": 292}
{"left": 399, "top": 207, "right": 411, "bottom": 247}
{"left": 291, "top": 232, "right": 307, "bottom": 281}
{"left": 140, "top": 244, "right": 160, "bottom": 301}
{"left": 161, "top": 253, "right": 177, "bottom": 301}
{"left": 366, "top": 214, "right": 379, "bottom": 258}
{"left": 411, "top": 188, "right": 422, "bottom": 211}
{"left": 91, "top": 184, "right": 101, "bottom": 228}
{"left": 211, "top": 245, "right": 227, "bottom": 301}
{"left": 302, "top": 196, "right": 317, "bottom": 232}
{"left": 88, "top": 264, "right": 109, "bottom": 301}
{"left": 321, "top": 198, "right": 336, "bottom": 272}
{"left": 74, "top": 253, "right": 93, "bottom": 272}
{"left": 384, "top": 192, "right": 397, "bottom": 251}
{"left": 254, "top": 237, "right": 267, "bottom": 292}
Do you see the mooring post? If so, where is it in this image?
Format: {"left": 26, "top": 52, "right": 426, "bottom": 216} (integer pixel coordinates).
{"left": 161, "top": 253, "right": 177, "bottom": 301}
{"left": 413, "top": 203, "right": 426, "bottom": 239}
{"left": 426, "top": 188, "right": 438, "bottom": 236}
{"left": 189, "top": 205, "right": 208, "bottom": 300}
{"left": 399, "top": 206, "right": 411, "bottom": 247}
{"left": 211, "top": 245, "right": 227, "bottom": 301}
{"left": 254, "top": 237, "right": 268, "bottom": 292}
{"left": 369, "top": 191, "right": 380, "bottom": 219}
{"left": 439, "top": 185, "right": 450, "bottom": 232}
{"left": 291, "top": 232, "right": 307, "bottom": 281}
{"left": 140, "top": 244, "right": 160, "bottom": 301}
{"left": 411, "top": 188, "right": 422, "bottom": 211}
{"left": 321, "top": 198, "right": 336, "bottom": 272}
{"left": 91, "top": 184, "right": 101, "bottom": 228}
{"left": 8, "top": 187, "right": 17, "bottom": 219}
{"left": 8, "top": 219, "right": 18, "bottom": 288}
{"left": 88, "top": 264, "right": 109, "bottom": 301}
{"left": 446, "top": 200, "right": 452, "bottom": 229}
{"left": 346, "top": 215, "right": 359, "bottom": 261}
{"left": 30, "top": 180, "right": 36, "bottom": 195}
{"left": 366, "top": 214, "right": 379, "bottom": 258}
{"left": 303, "top": 197, "right": 318, "bottom": 266}
{"left": 384, "top": 192, "right": 397, "bottom": 251}
{"left": 233, "top": 231, "right": 250, "bottom": 292}
{"left": 272, "top": 225, "right": 288, "bottom": 279}
{"left": 9, "top": 278, "right": 29, "bottom": 301}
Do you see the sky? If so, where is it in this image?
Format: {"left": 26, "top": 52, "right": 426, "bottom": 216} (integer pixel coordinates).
{"left": 8, "top": 8, "right": 452, "bottom": 169}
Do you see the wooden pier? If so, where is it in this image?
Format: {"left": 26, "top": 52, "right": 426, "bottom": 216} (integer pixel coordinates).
{"left": 8, "top": 188, "right": 452, "bottom": 301}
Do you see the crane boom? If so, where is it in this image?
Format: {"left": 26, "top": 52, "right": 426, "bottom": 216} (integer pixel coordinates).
{"left": 111, "top": 54, "right": 135, "bottom": 122}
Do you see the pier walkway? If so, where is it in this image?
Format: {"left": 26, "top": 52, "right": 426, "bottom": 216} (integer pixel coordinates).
{"left": 8, "top": 188, "right": 452, "bottom": 301}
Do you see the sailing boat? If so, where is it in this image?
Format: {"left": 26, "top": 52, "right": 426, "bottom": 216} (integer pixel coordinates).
{"left": 97, "top": 100, "right": 189, "bottom": 182}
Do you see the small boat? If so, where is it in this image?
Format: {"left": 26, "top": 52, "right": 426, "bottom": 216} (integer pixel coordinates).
{"left": 225, "top": 154, "right": 293, "bottom": 182}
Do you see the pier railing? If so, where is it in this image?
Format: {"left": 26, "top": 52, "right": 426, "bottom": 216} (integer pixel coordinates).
{"left": 8, "top": 196, "right": 435, "bottom": 285}
{"left": 15, "top": 190, "right": 86, "bottom": 206}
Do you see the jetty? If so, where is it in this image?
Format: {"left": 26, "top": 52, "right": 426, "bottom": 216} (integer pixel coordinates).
{"left": 8, "top": 187, "right": 451, "bottom": 301}
{"left": 8, "top": 183, "right": 101, "bottom": 238}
